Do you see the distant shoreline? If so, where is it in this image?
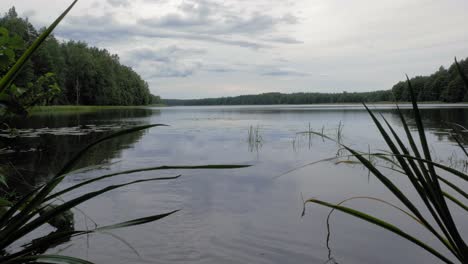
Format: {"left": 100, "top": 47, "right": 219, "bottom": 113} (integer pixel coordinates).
{"left": 162, "top": 101, "right": 468, "bottom": 106}
{"left": 28, "top": 102, "right": 468, "bottom": 114}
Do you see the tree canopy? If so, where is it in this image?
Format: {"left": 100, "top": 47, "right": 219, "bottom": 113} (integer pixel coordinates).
{"left": 164, "top": 90, "right": 393, "bottom": 106}
{"left": 165, "top": 59, "right": 468, "bottom": 106}
{"left": 392, "top": 59, "right": 468, "bottom": 103}
{"left": 0, "top": 7, "right": 161, "bottom": 106}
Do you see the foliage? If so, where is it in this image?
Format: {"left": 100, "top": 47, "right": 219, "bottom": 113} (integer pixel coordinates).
{"left": 302, "top": 68, "right": 468, "bottom": 263}
{"left": 0, "top": 26, "right": 60, "bottom": 116}
{"left": 164, "top": 90, "right": 393, "bottom": 106}
{"left": 392, "top": 58, "right": 468, "bottom": 103}
{"left": 0, "top": 7, "right": 158, "bottom": 106}
{"left": 165, "top": 58, "right": 468, "bottom": 106}
{"left": 0, "top": 2, "right": 249, "bottom": 263}
{"left": 0, "top": 27, "right": 23, "bottom": 74}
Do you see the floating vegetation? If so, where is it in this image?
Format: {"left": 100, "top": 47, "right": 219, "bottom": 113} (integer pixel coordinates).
{"left": 0, "top": 124, "right": 130, "bottom": 138}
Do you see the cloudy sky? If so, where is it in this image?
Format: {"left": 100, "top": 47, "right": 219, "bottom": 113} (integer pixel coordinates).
{"left": 2, "top": 0, "right": 468, "bottom": 99}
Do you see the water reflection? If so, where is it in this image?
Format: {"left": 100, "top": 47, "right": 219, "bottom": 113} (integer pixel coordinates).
{"left": 1, "top": 108, "right": 156, "bottom": 194}
{"left": 2, "top": 105, "right": 467, "bottom": 264}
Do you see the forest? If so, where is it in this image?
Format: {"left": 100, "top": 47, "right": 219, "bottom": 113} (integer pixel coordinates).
{"left": 166, "top": 58, "right": 468, "bottom": 106}
{"left": 3, "top": 7, "right": 468, "bottom": 107}
{"left": 165, "top": 90, "right": 392, "bottom": 106}
{"left": 0, "top": 7, "right": 161, "bottom": 106}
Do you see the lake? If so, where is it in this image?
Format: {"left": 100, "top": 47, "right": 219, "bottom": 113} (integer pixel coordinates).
{"left": 4, "top": 104, "right": 468, "bottom": 264}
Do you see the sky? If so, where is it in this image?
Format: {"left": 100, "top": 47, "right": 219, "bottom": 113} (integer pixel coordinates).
{"left": 1, "top": 0, "right": 468, "bottom": 99}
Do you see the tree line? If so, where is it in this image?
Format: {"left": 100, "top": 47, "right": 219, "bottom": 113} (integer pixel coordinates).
{"left": 166, "top": 58, "right": 468, "bottom": 106}
{"left": 392, "top": 59, "right": 468, "bottom": 102}
{"left": 164, "top": 90, "right": 392, "bottom": 106}
{"left": 0, "top": 7, "right": 161, "bottom": 106}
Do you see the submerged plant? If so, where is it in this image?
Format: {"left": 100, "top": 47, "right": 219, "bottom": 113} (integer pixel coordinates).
{"left": 302, "top": 72, "right": 468, "bottom": 263}
{"left": 0, "top": 1, "right": 249, "bottom": 263}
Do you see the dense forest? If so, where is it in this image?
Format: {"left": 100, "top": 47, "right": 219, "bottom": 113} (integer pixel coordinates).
{"left": 392, "top": 61, "right": 468, "bottom": 102}
{"left": 3, "top": 7, "right": 467, "bottom": 107}
{"left": 165, "top": 90, "right": 392, "bottom": 106}
{"left": 165, "top": 58, "right": 468, "bottom": 106}
{"left": 0, "top": 7, "right": 161, "bottom": 106}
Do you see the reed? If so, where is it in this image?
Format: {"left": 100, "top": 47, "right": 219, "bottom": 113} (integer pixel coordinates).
{"left": 248, "top": 125, "right": 263, "bottom": 152}
{"left": 302, "top": 68, "right": 468, "bottom": 263}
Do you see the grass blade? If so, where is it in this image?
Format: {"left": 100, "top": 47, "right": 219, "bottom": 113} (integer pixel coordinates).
{"left": 48, "top": 164, "right": 249, "bottom": 201}
{"left": 443, "top": 192, "right": 468, "bottom": 212}
{"left": 56, "top": 124, "right": 167, "bottom": 176}
{"left": 6, "top": 211, "right": 179, "bottom": 261}
{"left": 5, "top": 254, "right": 94, "bottom": 264}
{"left": 0, "top": 0, "right": 78, "bottom": 93}
{"left": 0, "top": 177, "right": 171, "bottom": 249}
{"left": 96, "top": 210, "right": 179, "bottom": 231}
{"left": 438, "top": 176, "right": 468, "bottom": 200}
{"left": 305, "top": 199, "right": 454, "bottom": 264}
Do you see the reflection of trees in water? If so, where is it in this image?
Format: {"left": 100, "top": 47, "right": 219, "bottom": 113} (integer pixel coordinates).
{"left": 1, "top": 108, "right": 157, "bottom": 195}
{"left": 387, "top": 108, "right": 468, "bottom": 171}
{"left": 8, "top": 108, "right": 158, "bottom": 129}
{"left": 3, "top": 129, "right": 147, "bottom": 195}
{"left": 388, "top": 108, "right": 468, "bottom": 142}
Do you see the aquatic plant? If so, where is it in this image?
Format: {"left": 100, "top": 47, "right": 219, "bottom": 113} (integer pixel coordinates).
{"left": 302, "top": 69, "right": 468, "bottom": 263}
{"left": 248, "top": 125, "right": 263, "bottom": 152}
{"left": 0, "top": 1, "right": 249, "bottom": 263}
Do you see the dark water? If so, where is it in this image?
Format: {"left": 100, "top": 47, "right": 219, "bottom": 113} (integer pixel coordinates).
{"left": 4, "top": 104, "right": 468, "bottom": 264}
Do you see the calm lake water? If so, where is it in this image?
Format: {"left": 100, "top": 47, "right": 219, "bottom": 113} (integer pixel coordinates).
{"left": 5, "top": 104, "right": 468, "bottom": 264}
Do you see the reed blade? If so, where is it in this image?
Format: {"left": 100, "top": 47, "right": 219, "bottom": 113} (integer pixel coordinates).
{"left": 0, "top": 0, "right": 78, "bottom": 93}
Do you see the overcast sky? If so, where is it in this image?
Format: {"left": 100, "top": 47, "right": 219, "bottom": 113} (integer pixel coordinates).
{"left": 1, "top": 0, "right": 468, "bottom": 99}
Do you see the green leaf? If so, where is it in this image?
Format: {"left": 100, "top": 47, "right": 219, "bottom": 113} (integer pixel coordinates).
{"left": 4, "top": 254, "right": 94, "bottom": 264}
{"left": 0, "top": 174, "right": 8, "bottom": 187}
{"left": 0, "top": 197, "right": 11, "bottom": 207}
{"left": 97, "top": 210, "right": 179, "bottom": 231}
{"left": 0, "top": 0, "right": 78, "bottom": 93}
{"left": 305, "top": 199, "right": 454, "bottom": 264}
{"left": 48, "top": 163, "right": 249, "bottom": 201}
{"left": 56, "top": 124, "right": 168, "bottom": 176}
{"left": 0, "top": 177, "right": 175, "bottom": 249}
{"left": 443, "top": 192, "right": 468, "bottom": 212}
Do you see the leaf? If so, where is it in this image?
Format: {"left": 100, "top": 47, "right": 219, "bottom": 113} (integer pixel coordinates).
{"left": 0, "top": 0, "right": 78, "bottom": 93}
{"left": 443, "top": 192, "right": 468, "bottom": 212}
{"left": 48, "top": 163, "right": 250, "bottom": 200}
{"left": 0, "top": 198, "right": 11, "bottom": 207}
{"left": 96, "top": 210, "right": 179, "bottom": 231}
{"left": 12, "top": 211, "right": 179, "bottom": 261}
{"left": 4, "top": 254, "right": 94, "bottom": 264}
{"left": 56, "top": 124, "right": 168, "bottom": 176}
{"left": 305, "top": 199, "right": 454, "bottom": 264}
{"left": 0, "top": 177, "right": 175, "bottom": 249}
{"left": 0, "top": 173, "right": 7, "bottom": 187}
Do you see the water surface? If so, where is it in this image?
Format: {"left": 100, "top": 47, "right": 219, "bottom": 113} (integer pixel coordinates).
{"left": 5, "top": 104, "right": 468, "bottom": 264}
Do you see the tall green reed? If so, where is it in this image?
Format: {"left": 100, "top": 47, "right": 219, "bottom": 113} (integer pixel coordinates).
{"left": 302, "top": 66, "right": 468, "bottom": 263}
